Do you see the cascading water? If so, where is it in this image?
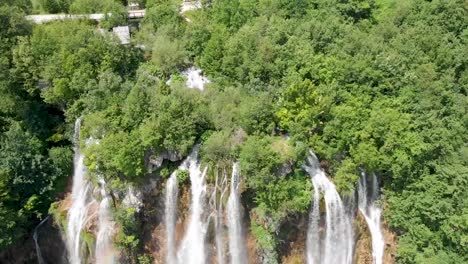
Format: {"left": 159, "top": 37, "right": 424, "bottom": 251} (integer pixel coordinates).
{"left": 33, "top": 216, "right": 50, "bottom": 264}
{"left": 95, "top": 177, "right": 116, "bottom": 264}
{"left": 66, "top": 118, "right": 94, "bottom": 264}
{"left": 227, "top": 163, "right": 248, "bottom": 264}
{"left": 304, "top": 151, "right": 354, "bottom": 264}
{"left": 358, "top": 172, "right": 384, "bottom": 264}
{"left": 212, "top": 168, "right": 227, "bottom": 264}
{"left": 177, "top": 150, "right": 208, "bottom": 264}
{"left": 165, "top": 170, "right": 180, "bottom": 264}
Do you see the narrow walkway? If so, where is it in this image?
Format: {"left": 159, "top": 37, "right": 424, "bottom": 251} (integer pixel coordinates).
{"left": 26, "top": 9, "right": 145, "bottom": 24}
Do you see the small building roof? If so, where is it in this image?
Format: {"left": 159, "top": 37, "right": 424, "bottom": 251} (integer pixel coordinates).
{"left": 112, "top": 26, "right": 130, "bottom": 45}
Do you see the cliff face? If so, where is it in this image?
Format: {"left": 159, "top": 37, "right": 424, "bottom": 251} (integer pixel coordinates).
{"left": 0, "top": 236, "right": 36, "bottom": 263}
{"left": 279, "top": 215, "right": 308, "bottom": 264}
{"left": 382, "top": 222, "right": 397, "bottom": 264}
{"left": 1, "top": 152, "right": 395, "bottom": 264}
{"left": 0, "top": 217, "right": 67, "bottom": 264}
{"left": 0, "top": 176, "right": 396, "bottom": 264}
{"left": 138, "top": 181, "right": 305, "bottom": 264}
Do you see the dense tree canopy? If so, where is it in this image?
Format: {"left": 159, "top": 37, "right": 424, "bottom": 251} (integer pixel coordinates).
{"left": 0, "top": 0, "right": 466, "bottom": 263}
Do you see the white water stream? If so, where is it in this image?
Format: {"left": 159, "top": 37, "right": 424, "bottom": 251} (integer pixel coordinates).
{"left": 165, "top": 169, "right": 180, "bottom": 264}
{"left": 358, "top": 172, "right": 385, "bottom": 264}
{"left": 227, "top": 163, "right": 248, "bottom": 264}
{"left": 66, "top": 118, "right": 94, "bottom": 264}
{"left": 95, "top": 177, "right": 116, "bottom": 264}
{"left": 165, "top": 148, "right": 209, "bottom": 264}
{"left": 304, "top": 151, "right": 354, "bottom": 264}
{"left": 177, "top": 149, "right": 208, "bottom": 264}
{"left": 213, "top": 169, "right": 227, "bottom": 264}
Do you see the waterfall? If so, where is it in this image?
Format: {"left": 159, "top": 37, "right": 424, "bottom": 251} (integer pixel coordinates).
{"left": 177, "top": 150, "right": 208, "bottom": 264}
{"left": 66, "top": 118, "right": 94, "bottom": 264}
{"left": 212, "top": 168, "right": 227, "bottom": 264}
{"left": 95, "top": 177, "right": 116, "bottom": 264}
{"left": 165, "top": 170, "right": 179, "bottom": 264}
{"left": 33, "top": 216, "right": 50, "bottom": 264}
{"left": 227, "top": 163, "right": 248, "bottom": 264}
{"left": 304, "top": 151, "right": 354, "bottom": 264}
{"left": 358, "top": 172, "right": 385, "bottom": 264}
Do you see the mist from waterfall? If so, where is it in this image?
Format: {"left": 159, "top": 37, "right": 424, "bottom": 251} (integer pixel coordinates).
{"left": 175, "top": 149, "right": 208, "bottom": 264}
{"left": 358, "top": 172, "right": 385, "bottom": 264}
{"left": 66, "top": 118, "right": 94, "bottom": 264}
{"left": 304, "top": 151, "right": 354, "bottom": 264}
{"left": 227, "top": 163, "right": 248, "bottom": 264}
{"left": 95, "top": 177, "right": 116, "bottom": 264}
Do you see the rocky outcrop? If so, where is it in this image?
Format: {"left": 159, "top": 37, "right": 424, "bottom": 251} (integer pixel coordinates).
{"left": 146, "top": 149, "right": 183, "bottom": 172}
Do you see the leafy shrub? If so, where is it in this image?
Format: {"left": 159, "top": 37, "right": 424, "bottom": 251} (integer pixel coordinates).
{"left": 177, "top": 169, "right": 189, "bottom": 185}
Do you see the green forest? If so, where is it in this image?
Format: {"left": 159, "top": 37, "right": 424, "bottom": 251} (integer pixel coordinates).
{"left": 0, "top": 0, "right": 466, "bottom": 263}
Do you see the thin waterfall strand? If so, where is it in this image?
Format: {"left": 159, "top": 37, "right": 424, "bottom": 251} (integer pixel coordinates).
{"left": 66, "top": 118, "right": 93, "bottom": 264}
{"left": 304, "top": 151, "right": 354, "bottom": 264}
{"left": 358, "top": 173, "right": 385, "bottom": 264}
{"left": 227, "top": 163, "right": 248, "bottom": 264}
{"left": 33, "top": 216, "right": 50, "bottom": 264}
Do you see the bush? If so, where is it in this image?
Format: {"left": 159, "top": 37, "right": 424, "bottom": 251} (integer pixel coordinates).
{"left": 177, "top": 169, "right": 189, "bottom": 185}
{"left": 201, "top": 130, "right": 234, "bottom": 162}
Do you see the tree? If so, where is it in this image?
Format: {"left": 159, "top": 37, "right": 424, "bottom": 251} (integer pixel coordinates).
{"left": 0, "top": 123, "right": 71, "bottom": 249}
